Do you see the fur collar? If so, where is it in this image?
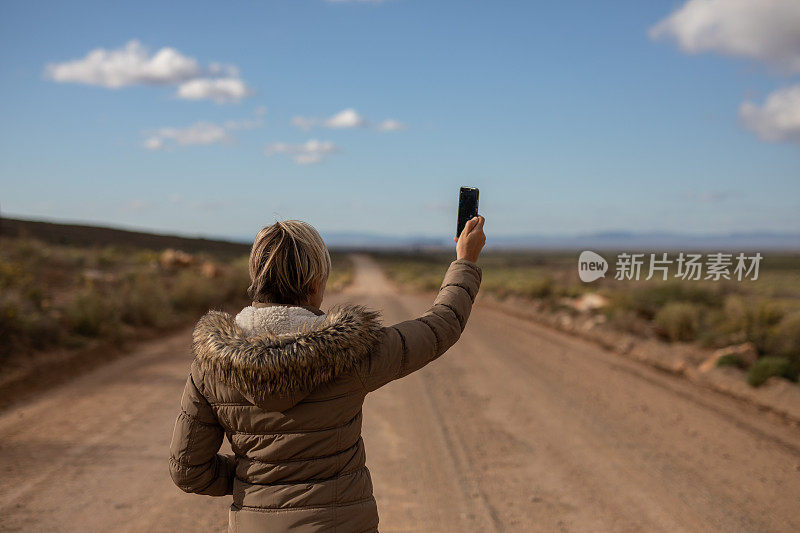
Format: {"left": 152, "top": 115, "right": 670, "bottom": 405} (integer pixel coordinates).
{"left": 191, "top": 304, "right": 383, "bottom": 398}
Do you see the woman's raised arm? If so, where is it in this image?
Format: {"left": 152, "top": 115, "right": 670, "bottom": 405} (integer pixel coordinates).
{"left": 357, "top": 216, "right": 485, "bottom": 392}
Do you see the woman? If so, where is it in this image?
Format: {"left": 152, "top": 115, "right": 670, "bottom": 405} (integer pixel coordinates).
{"left": 169, "top": 216, "right": 485, "bottom": 532}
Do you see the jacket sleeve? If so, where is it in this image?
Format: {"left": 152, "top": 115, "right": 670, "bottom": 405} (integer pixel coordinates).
{"left": 168, "top": 362, "right": 236, "bottom": 496}
{"left": 357, "top": 258, "right": 482, "bottom": 392}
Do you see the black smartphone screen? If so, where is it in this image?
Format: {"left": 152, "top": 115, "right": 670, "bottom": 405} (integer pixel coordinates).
{"left": 456, "top": 186, "right": 479, "bottom": 238}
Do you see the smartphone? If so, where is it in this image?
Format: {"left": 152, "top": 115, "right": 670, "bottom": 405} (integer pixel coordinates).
{"left": 456, "top": 186, "right": 479, "bottom": 239}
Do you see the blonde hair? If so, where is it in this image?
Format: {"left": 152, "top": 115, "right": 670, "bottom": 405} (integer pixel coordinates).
{"left": 247, "top": 220, "right": 331, "bottom": 305}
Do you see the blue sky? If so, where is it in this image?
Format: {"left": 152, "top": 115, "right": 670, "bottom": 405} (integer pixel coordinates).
{"left": 1, "top": 0, "right": 798, "bottom": 241}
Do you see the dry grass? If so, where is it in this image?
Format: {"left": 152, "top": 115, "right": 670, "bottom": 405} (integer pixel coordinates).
{"left": 0, "top": 237, "right": 251, "bottom": 361}
{"left": 0, "top": 236, "right": 356, "bottom": 365}
{"left": 327, "top": 253, "right": 354, "bottom": 292}
{"left": 371, "top": 249, "right": 800, "bottom": 387}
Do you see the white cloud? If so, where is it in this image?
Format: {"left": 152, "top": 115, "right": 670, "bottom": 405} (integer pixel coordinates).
{"left": 649, "top": 0, "right": 800, "bottom": 73}
{"left": 144, "top": 122, "right": 230, "bottom": 149}
{"left": 739, "top": 85, "right": 800, "bottom": 145}
{"left": 376, "top": 119, "right": 406, "bottom": 132}
{"left": 143, "top": 137, "right": 164, "bottom": 150}
{"left": 208, "top": 62, "right": 240, "bottom": 78}
{"left": 45, "top": 40, "right": 199, "bottom": 87}
{"left": 143, "top": 108, "right": 264, "bottom": 150}
{"left": 291, "top": 108, "right": 406, "bottom": 132}
{"left": 264, "top": 139, "right": 339, "bottom": 165}
{"left": 45, "top": 40, "right": 252, "bottom": 102}
{"left": 291, "top": 116, "right": 317, "bottom": 131}
{"left": 176, "top": 77, "right": 252, "bottom": 103}
{"left": 324, "top": 108, "right": 366, "bottom": 128}
{"left": 291, "top": 109, "right": 365, "bottom": 129}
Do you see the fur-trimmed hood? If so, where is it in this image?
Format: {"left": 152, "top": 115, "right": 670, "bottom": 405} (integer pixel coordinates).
{"left": 191, "top": 304, "right": 383, "bottom": 410}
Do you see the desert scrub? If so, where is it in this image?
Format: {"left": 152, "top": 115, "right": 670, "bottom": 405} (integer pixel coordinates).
{"left": 0, "top": 235, "right": 251, "bottom": 361}
{"left": 654, "top": 302, "right": 702, "bottom": 342}
{"left": 380, "top": 259, "right": 448, "bottom": 292}
{"left": 63, "top": 285, "right": 122, "bottom": 337}
{"left": 369, "top": 250, "right": 800, "bottom": 386}
{"left": 747, "top": 357, "right": 799, "bottom": 387}
{"left": 0, "top": 291, "right": 61, "bottom": 358}
{"left": 169, "top": 267, "right": 247, "bottom": 313}
{"left": 716, "top": 354, "right": 748, "bottom": 369}
{"left": 327, "top": 253, "right": 354, "bottom": 292}
{"left": 612, "top": 283, "right": 723, "bottom": 322}
{"left": 765, "top": 310, "right": 800, "bottom": 358}
{"left": 743, "top": 300, "right": 785, "bottom": 353}
{"left": 483, "top": 268, "right": 556, "bottom": 300}
{"left": 119, "top": 272, "right": 171, "bottom": 327}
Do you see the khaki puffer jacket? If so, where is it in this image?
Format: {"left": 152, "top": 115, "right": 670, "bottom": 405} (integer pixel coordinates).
{"left": 169, "top": 259, "right": 482, "bottom": 532}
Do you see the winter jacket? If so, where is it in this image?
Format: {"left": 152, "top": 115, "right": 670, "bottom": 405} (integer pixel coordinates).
{"left": 168, "top": 258, "right": 482, "bottom": 532}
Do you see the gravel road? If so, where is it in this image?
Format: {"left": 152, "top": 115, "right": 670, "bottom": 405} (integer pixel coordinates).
{"left": 1, "top": 254, "right": 798, "bottom": 532}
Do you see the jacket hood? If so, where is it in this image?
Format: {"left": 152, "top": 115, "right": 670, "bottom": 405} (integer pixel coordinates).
{"left": 191, "top": 304, "right": 383, "bottom": 410}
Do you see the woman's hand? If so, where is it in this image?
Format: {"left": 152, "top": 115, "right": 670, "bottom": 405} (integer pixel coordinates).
{"left": 453, "top": 215, "right": 486, "bottom": 263}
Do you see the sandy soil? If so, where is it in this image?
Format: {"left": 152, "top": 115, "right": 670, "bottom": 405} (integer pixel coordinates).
{"left": 1, "top": 254, "right": 799, "bottom": 532}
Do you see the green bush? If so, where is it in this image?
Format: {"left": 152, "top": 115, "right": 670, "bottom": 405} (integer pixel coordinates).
{"left": 607, "top": 308, "right": 651, "bottom": 337}
{"left": 119, "top": 273, "right": 170, "bottom": 327}
{"left": 716, "top": 354, "right": 747, "bottom": 369}
{"left": 721, "top": 295, "right": 749, "bottom": 333}
{"left": 169, "top": 270, "right": 227, "bottom": 312}
{"left": 63, "top": 287, "right": 121, "bottom": 337}
{"left": 0, "top": 291, "right": 61, "bottom": 357}
{"left": 0, "top": 293, "right": 26, "bottom": 358}
{"left": 0, "top": 236, "right": 252, "bottom": 361}
{"left": 747, "top": 357, "right": 799, "bottom": 387}
{"left": 626, "top": 283, "right": 722, "bottom": 321}
{"left": 654, "top": 302, "right": 702, "bottom": 342}
{"left": 0, "top": 259, "right": 23, "bottom": 290}
{"left": 767, "top": 310, "right": 800, "bottom": 360}
{"left": 744, "top": 301, "right": 785, "bottom": 353}
{"left": 523, "top": 277, "right": 555, "bottom": 299}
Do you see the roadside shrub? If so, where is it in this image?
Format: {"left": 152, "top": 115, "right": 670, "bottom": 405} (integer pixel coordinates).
{"left": 523, "top": 277, "right": 555, "bottom": 299}
{"left": 627, "top": 284, "right": 722, "bottom": 321}
{"left": 0, "top": 291, "right": 61, "bottom": 357}
{"left": 721, "top": 295, "right": 749, "bottom": 333}
{"left": 716, "top": 354, "right": 747, "bottom": 369}
{"left": 0, "top": 259, "right": 23, "bottom": 289}
{"left": 766, "top": 310, "right": 800, "bottom": 360}
{"left": 96, "top": 246, "right": 123, "bottom": 268}
{"left": 605, "top": 308, "right": 652, "bottom": 337}
{"left": 169, "top": 270, "right": 222, "bottom": 312}
{"left": 747, "top": 357, "right": 799, "bottom": 387}
{"left": 382, "top": 261, "right": 443, "bottom": 292}
{"left": 63, "top": 287, "right": 121, "bottom": 337}
{"left": 654, "top": 302, "right": 702, "bottom": 342}
{"left": 0, "top": 236, "right": 251, "bottom": 364}
{"left": 0, "top": 293, "right": 26, "bottom": 358}
{"left": 119, "top": 273, "right": 170, "bottom": 327}
{"left": 744, "top": 301, "right": 784, "bottom": 353}
{"left": 483, "top": 269, "right": 556, "bottom": 300}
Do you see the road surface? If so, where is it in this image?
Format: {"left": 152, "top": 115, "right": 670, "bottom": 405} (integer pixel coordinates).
{"left": 1, "top": 254, "right": 799, "bottom": 532}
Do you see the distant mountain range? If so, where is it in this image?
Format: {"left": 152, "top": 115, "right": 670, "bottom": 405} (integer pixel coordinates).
{"left": 314, "top": 230, "right": 800, "bottom": 251}
{"left": 5, "top": 217, "right": 798, "bottom": 252}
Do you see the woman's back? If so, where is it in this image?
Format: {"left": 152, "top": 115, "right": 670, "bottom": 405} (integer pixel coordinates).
{"left": 180, "top": 303, "right": 383, "bottom": 531}
{"left": 169, "top": 216, "right": 486, "bottom": 532}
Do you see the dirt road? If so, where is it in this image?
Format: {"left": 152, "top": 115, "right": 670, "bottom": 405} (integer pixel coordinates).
{"left": 1, "top": 254, "right": 799, "bottom": 532}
